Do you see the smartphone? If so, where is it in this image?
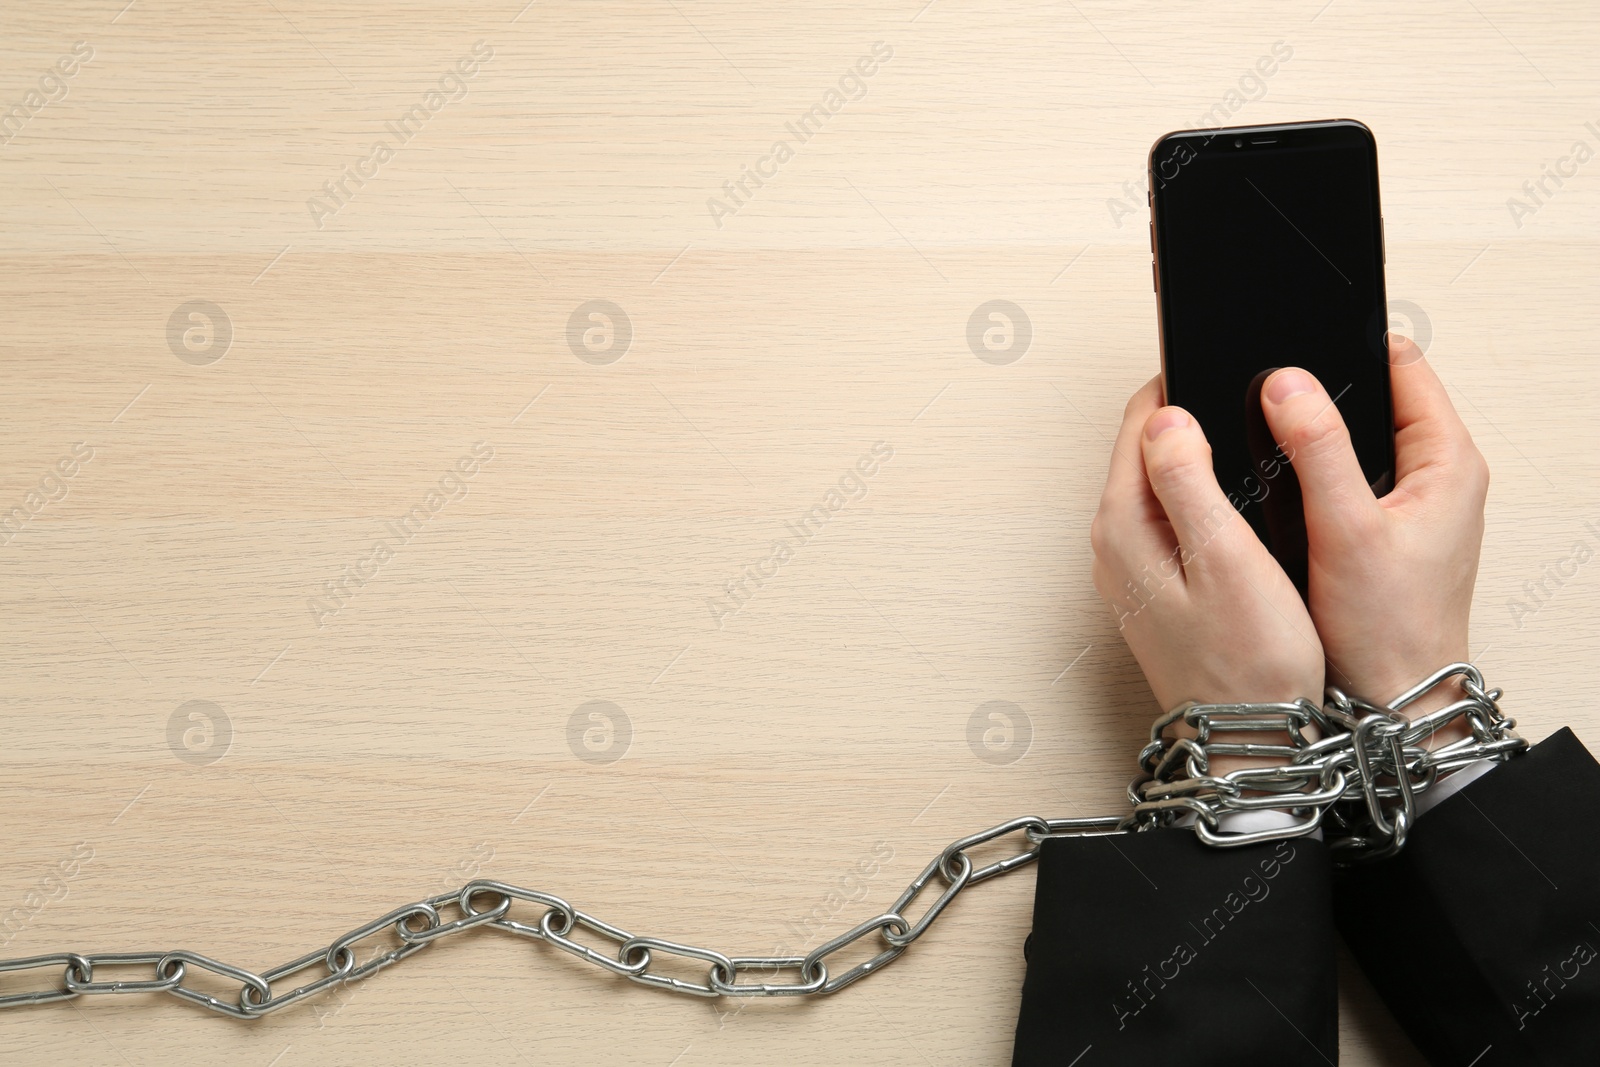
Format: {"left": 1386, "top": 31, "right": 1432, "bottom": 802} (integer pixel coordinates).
{"left": 1148, "top": 118, "right": 1395, "bottom": 593}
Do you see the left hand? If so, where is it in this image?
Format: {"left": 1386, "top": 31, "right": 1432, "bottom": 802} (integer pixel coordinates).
{"left": 1090, "top": 378, "right": 1325, "bottom": 713}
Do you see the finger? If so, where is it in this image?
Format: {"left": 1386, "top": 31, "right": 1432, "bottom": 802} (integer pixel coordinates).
{"left": 1101, "top": 377, "right": 1163, "bottom": 510}
{"left": 1387, "top": 337, "right": 1480, "bottom": 485}
{"left": 1095, "top": 378, "right": 1174, "bottom": 559}
{"left": 1092, "top": 381, "right": 1180, "bottom": 618}
{"left": 1138, "top": 405, "right": 1256, "bottom": 575}
{"left": 1259, "top": 367, "right": 1380, "bottom": 535}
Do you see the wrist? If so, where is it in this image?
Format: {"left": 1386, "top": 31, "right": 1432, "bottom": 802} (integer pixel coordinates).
{"left": 1336, "top": 661, "right": 1475, "bottom": 750}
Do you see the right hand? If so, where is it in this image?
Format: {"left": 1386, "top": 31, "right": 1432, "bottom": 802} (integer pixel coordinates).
{"left": 1258, "top": 337, "right": 1489, "bottom": 719}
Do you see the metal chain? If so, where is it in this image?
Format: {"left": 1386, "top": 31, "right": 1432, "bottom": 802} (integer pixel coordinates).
{"left": 0, "top": 813, "right": 1126, "bottom": 1016}
{"left": 0, "top": 663, "right": 1525, "bottom": 1018}
{"left": 1127, "top": 662, "right": 1526, "bottom": 860}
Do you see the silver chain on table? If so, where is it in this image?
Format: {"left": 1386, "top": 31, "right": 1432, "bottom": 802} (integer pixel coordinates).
{"left": 0, "top": 662, "right": 1525, "bottom": 1019}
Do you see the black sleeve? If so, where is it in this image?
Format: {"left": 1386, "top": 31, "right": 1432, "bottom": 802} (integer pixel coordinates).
{"left": 1011, "top": 828, "right": 1338, "bottom": 1065}
{"left": 1334, "top": 727, "right": 1600, "bottom": 1066}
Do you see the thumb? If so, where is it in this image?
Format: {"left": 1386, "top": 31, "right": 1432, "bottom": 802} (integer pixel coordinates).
{"left": 1259, "top": 367, "right": 1380, "bottom": 538}
{"left": 1139, "top": 405, "right": 1255, "bottom": 576}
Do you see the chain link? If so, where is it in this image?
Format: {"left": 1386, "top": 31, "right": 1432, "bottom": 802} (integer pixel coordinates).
{"left": 0, "top": 664, "right": 1526, "bottom": 1019}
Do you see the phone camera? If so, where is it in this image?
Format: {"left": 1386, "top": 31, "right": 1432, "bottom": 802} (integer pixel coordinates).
{"left": 1233, "top": 138, "right": 1243, "bottom": 148}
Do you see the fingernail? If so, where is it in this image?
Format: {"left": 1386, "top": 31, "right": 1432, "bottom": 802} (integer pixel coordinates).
{"left": 1265, "top": 368, "right": 1316, "bottom": 404}
{"left": 1388, "top": 334, "right": 1424, "bottom": 367}
{"left": 1144, "top": 407, "right": 1190, "bottom": 441}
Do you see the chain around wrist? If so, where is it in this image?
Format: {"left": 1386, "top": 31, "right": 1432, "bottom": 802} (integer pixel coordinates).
{"left": 1130, "top": 662, "right": 1525, "bottom": 858}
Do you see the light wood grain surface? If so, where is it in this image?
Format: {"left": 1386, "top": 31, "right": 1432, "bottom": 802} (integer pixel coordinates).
{"left": 3, "top": 1, "right": 1598, "bottom": 1063}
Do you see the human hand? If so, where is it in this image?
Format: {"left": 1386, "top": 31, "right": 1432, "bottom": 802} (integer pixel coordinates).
{"left": 1090, "top": 378, "right": 1325, "bottom": 714}
{"left": 1258, "top": 337, "right": 1487, "bottom": 722}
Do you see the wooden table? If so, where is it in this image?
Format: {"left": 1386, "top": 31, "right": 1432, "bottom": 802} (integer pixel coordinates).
{"left": 3, "top": 1, "right": 1596, "bottom": 1062}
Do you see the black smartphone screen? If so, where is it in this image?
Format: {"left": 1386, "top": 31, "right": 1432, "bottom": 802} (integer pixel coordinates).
{"left": 1151, "top": 119, "right": 1394, "bottom": 587}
